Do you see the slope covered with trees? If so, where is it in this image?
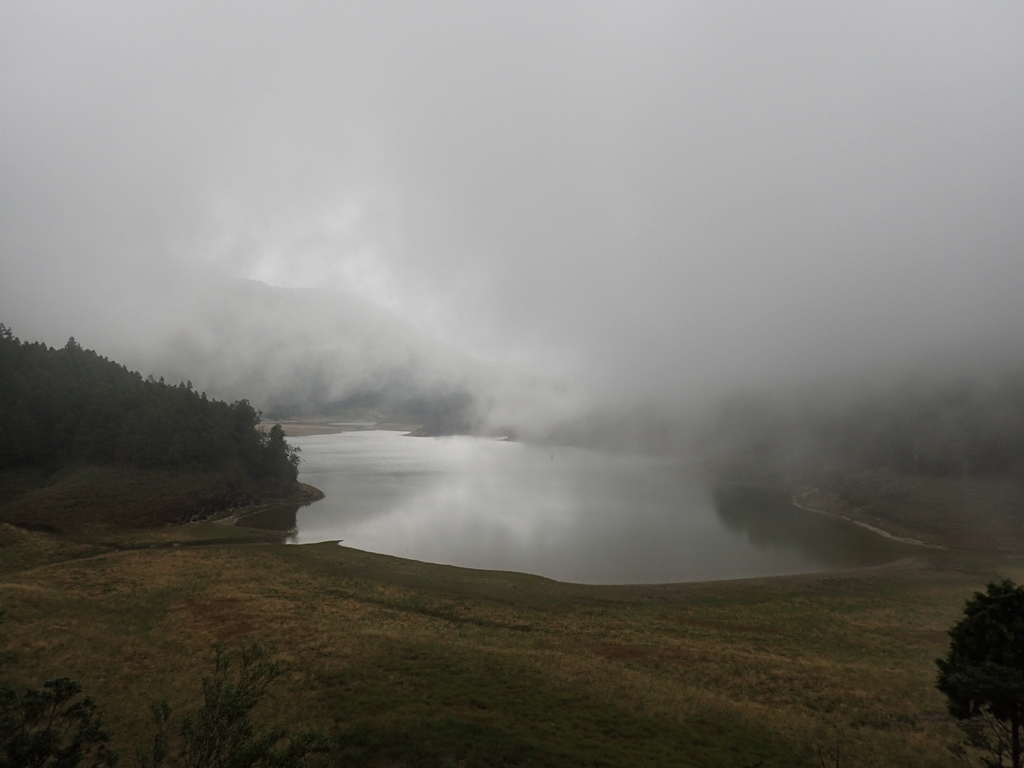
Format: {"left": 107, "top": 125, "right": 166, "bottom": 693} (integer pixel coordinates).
{"left": 0, "top": 324, "right": 298, "bottom": 482}
{"left": 0, "top": 324, "right": 301, "bottom": 527}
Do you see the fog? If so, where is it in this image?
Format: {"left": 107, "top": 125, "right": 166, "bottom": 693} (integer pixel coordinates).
{"left": 3, "top": 2, "right": 1024, "bottom": 429}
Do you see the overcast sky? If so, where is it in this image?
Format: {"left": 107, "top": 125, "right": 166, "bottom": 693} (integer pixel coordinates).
{"left": 3, "top": 1, "right": 1024, "bottom": 411}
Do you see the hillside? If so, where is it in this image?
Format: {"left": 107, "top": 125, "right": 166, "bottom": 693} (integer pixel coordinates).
{"left": 0, "top": 323, "right": 304, "bottom": 531}
{"left": 698, "top": 367, "right": 1024, "bottom": 548}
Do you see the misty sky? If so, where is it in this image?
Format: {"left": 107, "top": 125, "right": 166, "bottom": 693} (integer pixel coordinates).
{"left": 2, "top": 2, "right": 1024, "bottom": 410}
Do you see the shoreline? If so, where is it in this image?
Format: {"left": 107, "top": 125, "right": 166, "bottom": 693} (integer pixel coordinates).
{"left": 716, "top": 480, "right": 949, "bottom": 550}
{"left": 789, "top": 496, "right": 946, "bottom": 549}
{"left": 262, "top": 421, "right": 425, "bottom": 437}
{"left": 3, "top": 506, "right": 999, "bottom": 768}
{"left": 210, "top": 482, "right": 325, "bottom": 527}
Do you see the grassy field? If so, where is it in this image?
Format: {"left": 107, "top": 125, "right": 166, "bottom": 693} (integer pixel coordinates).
{"left": 2, "top": 504, "right": 1019, "bottom": 767}
{"left": 3, "top": 465, "right": 1023, "bottom": 766}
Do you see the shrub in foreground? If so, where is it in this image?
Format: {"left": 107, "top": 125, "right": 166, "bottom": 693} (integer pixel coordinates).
{"left": 138, "top": 644, "right": 328, "bottom": 768}
{"left": 0, "top": 638, "right": 326, "bottom": 768}
{"left": 937, "top": 579, "right": 1024, "bottom": 767}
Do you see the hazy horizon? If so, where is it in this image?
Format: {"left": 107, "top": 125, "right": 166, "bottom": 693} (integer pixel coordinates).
{"left": 4, "top": 2, "right": 1024, "bottom": 423}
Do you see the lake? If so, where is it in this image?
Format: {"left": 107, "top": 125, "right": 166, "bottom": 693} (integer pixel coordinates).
{"left": 244, "top": 430, "right": 917, "bottom": 584}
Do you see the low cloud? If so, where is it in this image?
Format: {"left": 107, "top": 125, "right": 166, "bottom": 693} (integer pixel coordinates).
{"left": 3, "top": 1, "right": 1024, "bottom": 427}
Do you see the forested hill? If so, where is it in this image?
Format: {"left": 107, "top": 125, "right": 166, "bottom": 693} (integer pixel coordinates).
{"left": 0, "top": 324, "right": 298, "bottom": 486}
{"left": 700, "top": 371, "right": 1024, "bottom": 485}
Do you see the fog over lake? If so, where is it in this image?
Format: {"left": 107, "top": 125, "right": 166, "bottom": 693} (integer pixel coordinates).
{"left": 266, "top": 431, "right": 916, "bottom": 584}
{"left": 5, "top": 3, "right": 1024, "bottom": 430}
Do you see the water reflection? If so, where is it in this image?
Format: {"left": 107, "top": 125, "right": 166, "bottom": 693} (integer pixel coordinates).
{"left": 258, "top": 431, "right": 916, "bottom": 584}
{"left": 235, "top": 504, "right": 301, "bottom": 533}
{"left": 713, "top": 486, "right": 912, "bottom": 569}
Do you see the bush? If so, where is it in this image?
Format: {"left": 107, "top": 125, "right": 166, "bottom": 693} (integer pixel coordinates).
{"left": 0, "top": 677, "right": 118, "bottom": 768}
{"left": 137, "top": 644, "right": 328, "bottom": 768}
{"left": 937, "top": 579, "right": 1024, "bottom": 767}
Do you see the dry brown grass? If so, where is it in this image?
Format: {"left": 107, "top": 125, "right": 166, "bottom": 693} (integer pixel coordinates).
{"left": 2, "top": 524, "right": 1018, "bottom": 766}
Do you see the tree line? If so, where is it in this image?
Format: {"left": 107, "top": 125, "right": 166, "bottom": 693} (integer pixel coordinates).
{"left": 699, "top": 370, "right": 1024, "bottom": 484}
{"left": 0, "top": 325, "right": 298, "bottom": 486}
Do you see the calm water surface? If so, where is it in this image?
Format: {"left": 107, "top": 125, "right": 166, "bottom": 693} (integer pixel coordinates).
{"left": 263, "top": 430, "right": 915, "bottom": 584}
